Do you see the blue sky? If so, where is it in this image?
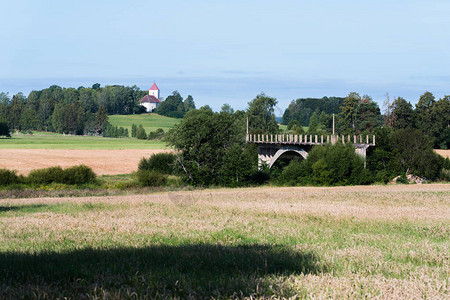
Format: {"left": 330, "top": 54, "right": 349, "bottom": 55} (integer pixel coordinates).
{"left": 1, "top": 0, "right": 449, "bottom": 113}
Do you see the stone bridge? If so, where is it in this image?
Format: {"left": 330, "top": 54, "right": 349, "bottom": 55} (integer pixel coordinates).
{"left": 246, "top": 134, "right": 375, "bottom": 168}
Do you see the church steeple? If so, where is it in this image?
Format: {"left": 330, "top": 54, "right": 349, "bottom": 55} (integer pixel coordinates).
{"left": 149, "top": 82, "right": 160, "bottom": 99}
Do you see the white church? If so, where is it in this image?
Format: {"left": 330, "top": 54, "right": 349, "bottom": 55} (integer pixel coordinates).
{"left": 138, "top": 82, "right": 161, "bottom": 112}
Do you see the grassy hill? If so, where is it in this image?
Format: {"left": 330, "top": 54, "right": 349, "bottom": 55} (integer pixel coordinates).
{"left": 109, "top": 113, "right": 180, "bottom": 134}
{"left": 0, "top": 133, "right": 167, "bottom": 149}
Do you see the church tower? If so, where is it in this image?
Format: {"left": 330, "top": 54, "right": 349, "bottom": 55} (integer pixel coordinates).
{"left": 149, "top": 82, "right": 160, "bottom": 99}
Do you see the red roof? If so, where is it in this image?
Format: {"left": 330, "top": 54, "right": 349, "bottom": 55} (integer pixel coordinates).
{"left": 139, "top": 95, "right": 160, "bottom": 103}
{"left": 149, "top": 82, "right": 159, "bottom": 91}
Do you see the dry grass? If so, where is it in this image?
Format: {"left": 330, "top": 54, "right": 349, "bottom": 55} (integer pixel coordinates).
{"left": 1, "top": 184, "right": 449, "bottom": 298}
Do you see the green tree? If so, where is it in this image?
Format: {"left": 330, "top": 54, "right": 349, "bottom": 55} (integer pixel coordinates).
{"left": 136, "top": 125, "right": 147, "bottom": 139}
{"left": 95, "top": 105, "right": 108, "bottom": 135}
{"left": 415, "top": 91, "right": 435, "bottom": 137}
{"left": 308, "top": 111, "right": 319, "bottom": 133}
{"left": 339, "top": 92, "right": 360, "bottom": 133}
{"left": 392, "top": 97, "right": 415, "bottom": 130}
{"left": 156, "top": 91, "right": 184, "bottom": 118}
{"left": 428, "top": 96, "right": 450, "bottom": 149}
{"left": 218, "top": 144, "right": 255, "bottom": 187}
{"left": 79, "top": 88, "right": 99, "bottom": 113}
{"left": 355, "top": 99, "right": 382, "bottom": 133}
{"left": 9, "top": 93, "right": 25, "bottom": 130}
{"left": 0, "top": 92, "right": 10, "bottom": 123}
{"left": 247, "top": 93, "right": 279, "bottom": 134}
{"left": 166, "top": 109, "right": 247, "bottom": 185}
{"left": 62, "top": 87, "right": 79, "bottom": 104}
{"left": 390, "top": 128, "right": 443, "bottom": 179}
{"left": 183, "top": 95, "right": 196, "bottom": 113}
{"left": 20, "top": 107, "right": 39, "bottom": 130}
{"left": 287, "top": 119, "right": 299, "bottom": 130}
{"left": 131, "top": 124, "right": 137, "bottom": 138}
{"left": 220, "top": 103, "right": 234, "bottom": 114}
{"left": 37, "top": 89, "right": 56, "bottom": 131}
{"left": 318, "top": 111, "right": 331, "bottom": 130}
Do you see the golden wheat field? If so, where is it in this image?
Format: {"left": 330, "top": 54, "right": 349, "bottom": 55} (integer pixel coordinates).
{"left": 1, "top": 184, "right": 449, "bottom": 298}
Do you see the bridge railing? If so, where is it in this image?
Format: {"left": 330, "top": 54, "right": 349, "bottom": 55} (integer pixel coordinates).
{"left": 246, "top": 134, "right": 375, "bottom": 146}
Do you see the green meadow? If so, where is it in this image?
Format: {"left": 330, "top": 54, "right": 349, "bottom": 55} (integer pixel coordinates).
{"left": 109, "top": 113, "right": 180, "bottom": 133}
{"left": 0, "top": 133, "right": 167, "bottom": 149}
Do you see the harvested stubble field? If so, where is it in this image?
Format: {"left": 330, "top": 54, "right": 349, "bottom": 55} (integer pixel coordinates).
{"left": 0, "top": 149, "right": 172, "bottom": 175}
{"left": 1, "top": 184, "right": 449, "bottom": 298}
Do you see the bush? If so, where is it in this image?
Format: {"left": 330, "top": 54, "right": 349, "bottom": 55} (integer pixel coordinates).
{"left": 138, "top": 153, "right": 176, "bottom": 175}
{"left": 279, "top": 158, "right": 308, "bottom": 185}
{"left": 147, "top": 128, "right": 165, "bottom": 140}
{"left": 27, "top": 167, "right": 65, "bottom": 185}
{"left": 0, "top": 169, "right": 21, "bottom": 185}
{"left": 277, "top": 143, "right": 373, "bottom": 186}
{"left": 137, "top": 170, "right": 167, "bottom": 186}
{"left": 62, "top": 165, "right": 97, "bottom": 185}
{"left": 27, "top": 165, "right": 96, "bottom": 185}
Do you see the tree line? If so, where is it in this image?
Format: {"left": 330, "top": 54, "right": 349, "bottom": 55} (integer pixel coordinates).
{"left": 281, "top": 92, "right": 449, "bottom": 149}
{"left": 0, "top": 84, "right": 196, "bottom": 136}
{"left": 0, "top": 84, "right": 147, "bottom": 135}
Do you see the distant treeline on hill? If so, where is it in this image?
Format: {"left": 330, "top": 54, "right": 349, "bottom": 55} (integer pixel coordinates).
{"left": 282, "top": 97, "right": 345, "bottom": 126}
{"left": 0, "top": 84, "right": 195, "bottom": 136}
{"left": 280, "top": 92, "right": 449, "bottom": 149}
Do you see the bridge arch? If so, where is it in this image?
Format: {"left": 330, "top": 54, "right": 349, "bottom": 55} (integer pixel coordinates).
{"left": 268, "top": 147, "right": 308, "bottom": 168}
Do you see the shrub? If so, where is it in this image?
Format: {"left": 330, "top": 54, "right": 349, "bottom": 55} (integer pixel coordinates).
{"left": 0, "top": 169, "right": 21, "bottom": 185}
{"left": 137, "top": 170, "right": 167, "bottom": 186}
{"left": 27, "top": 167, "right": 65, "bottom": 185}
{"left": 279, "top": 143, "right": 373, "bottom": 186}
{"left": 27, "top": 165, "right": 97, "bottom": 185}
{"left": 279, "top": 158, "right": 308, "bottom": 185}
{"left": 396, "top": 173, "right": 409, "bottom": 184}
{"left": 138, "top": 153, "right": 176, "bottom": 175}
{"left": 147, "top": 128, "right": 165, "bottom": 140}
{"left": 62, "top": 165, "right": 97, "bottom": 185}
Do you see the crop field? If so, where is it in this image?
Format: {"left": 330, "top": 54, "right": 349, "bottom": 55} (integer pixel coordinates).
{"left": 109, "top": 113, "right": 180, "bottom": 133}
{"left": 435, "top": 149, "right": 450, "bottom": 159}
{"left": 0, "top": 149, "right": 172, "bottom": 175}
{"left": 1, "top": 184, "right": 448, "bottom": 298}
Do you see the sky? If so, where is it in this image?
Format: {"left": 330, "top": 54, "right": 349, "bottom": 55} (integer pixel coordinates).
{"left": 1, "top": 0, "right": 449, "bottom": 113}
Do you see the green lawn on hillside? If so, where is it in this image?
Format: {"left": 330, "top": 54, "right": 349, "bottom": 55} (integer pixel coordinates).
{"left": 109, "top": 113, "right": 180, "bottom": 134}
{"left": 0, "top": 133, "right": 167, "bottom": 149}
